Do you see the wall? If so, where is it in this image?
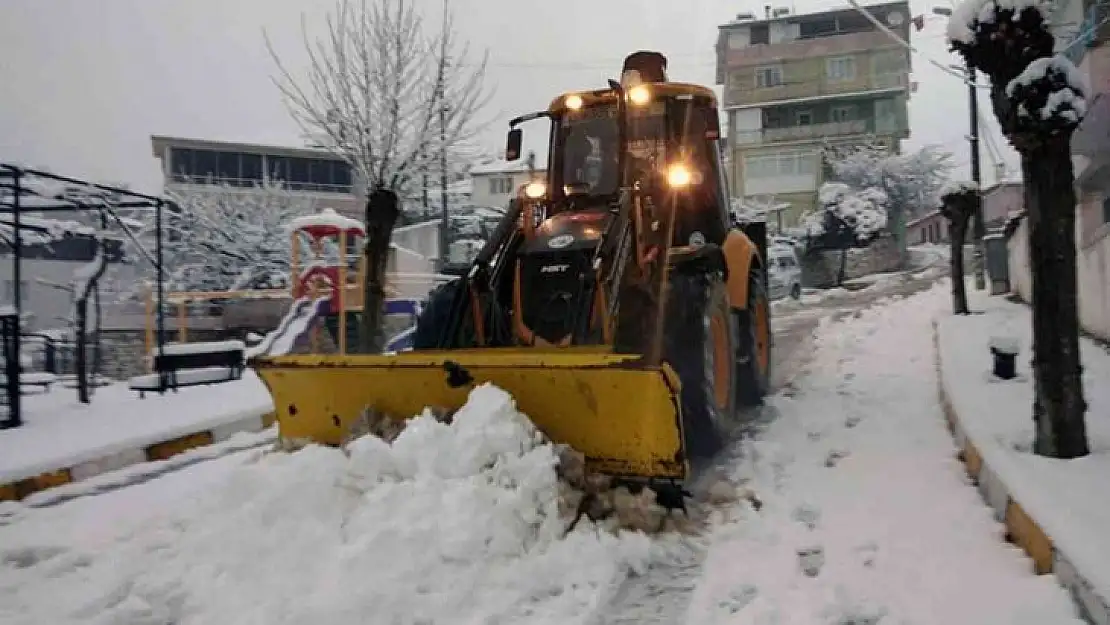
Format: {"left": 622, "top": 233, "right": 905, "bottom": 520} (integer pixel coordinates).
{"left": 907, "top": 211, "right": 948, "bottom": 245}
{"left": 1007, "top": 214, "right": 1110, "bottom": 341}
{"left": 982, "top": 183, "right": 1023, "bottom": 227}
{"left": 391, "top": 220, "right": 441, "bottom": 261}
{"left": 801, "top": 234, "right": 901, "bottom": 288}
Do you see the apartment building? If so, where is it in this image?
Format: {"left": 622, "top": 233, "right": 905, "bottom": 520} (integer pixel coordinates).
{"left": 715, "top": 1, "right": 913, "bottom": 225}
{"left": 150, "top": 135, "right": 364, "bottom": 221}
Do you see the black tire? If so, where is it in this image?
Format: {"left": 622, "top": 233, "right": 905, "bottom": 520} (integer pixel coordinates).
{"left": 790, "top": 282, "right": 802, "bottom": 300}
{"left": 736, "top": 268, "right": 772, "bottom": 406}
{"left": 664, "top": 271, "right": 736, "bottom": 461}
{"left": 412, "top": 279, "right": 464, "bottom": 349}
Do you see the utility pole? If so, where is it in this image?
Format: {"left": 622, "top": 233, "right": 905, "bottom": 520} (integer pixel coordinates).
{"left": 967, "top": 61, "right": 987, "bottom": 290}
{"left": 439, "top": 86, "right": 449, "bottom": 271}
{"left": 421, "top": 147, "right": 430, "bottom": 219}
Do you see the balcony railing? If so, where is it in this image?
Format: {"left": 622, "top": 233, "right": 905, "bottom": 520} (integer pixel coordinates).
{"left": 168, "top": 174, "right": 354, "bottom": 195}
{"left": 765, "top": 119, "right": 869, "bottom": 142}
{"left": 726, "top": 72, "right": 908, "bottom": 108}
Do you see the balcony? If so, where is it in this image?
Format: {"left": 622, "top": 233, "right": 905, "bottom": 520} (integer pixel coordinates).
{"left": 727, "top": 71, "right": 908, "bottom": 108}
{"left": 765, "top": 119, "right": 868, "bottom": 142}
{"left": 722, "top": 29, "right": 902, "bottom": 68}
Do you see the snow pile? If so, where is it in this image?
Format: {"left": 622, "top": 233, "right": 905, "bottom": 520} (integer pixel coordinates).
{"left": 1006, "top": 55, "right": 1089, "bottom": 124}
{"left": 0, "top": 384, "right": 680, "bottom": 625}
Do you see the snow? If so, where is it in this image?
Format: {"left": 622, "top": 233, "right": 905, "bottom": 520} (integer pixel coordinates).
{"left": 805, "top": 183, "right": 888, "bottom": 243}
{"left": 0, "top": 374, "right": 273, "bottom": 484}
{"left": 938, "top": 288, "right": 1110, "bottom": 611}
{"left": 70, "top": 246, "right": 105, "bottom": 305}
{"left": 469, "top": 158, "right": 545, "bottom": 176}
{"left": 1006, "top": 55, "right": 1089, "bottom": 123}
{"left": 823, "top": 141, "right": 953, "bottom": 221}
{"left": 287, "top": 207, "right": 364, "bottom": 234}
{"left": 940, "top": 179, "right": 979, "bottom": 198}
{"left": 947, "top": 0, "right": 1052, "bottom": 45}
{"left": 155, "top": 339, "right": 245, "bottom": 357}
{"left": 0, "top": 384, "right": 674, "bottom": 625}
{"left": 685, "top": 279, "right": 1083, "bottom": 624}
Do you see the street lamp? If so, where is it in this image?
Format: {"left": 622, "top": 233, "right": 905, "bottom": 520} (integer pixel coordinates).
{"left": 933, "top": 5, "right": 988, "bottom": 291}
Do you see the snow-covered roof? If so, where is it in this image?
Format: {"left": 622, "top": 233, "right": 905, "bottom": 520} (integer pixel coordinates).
{"left": 287, "top": 208, "right": 364, "bottom": 233}
{"left": 468, "top": 159, "right": 547, "bottom": 176}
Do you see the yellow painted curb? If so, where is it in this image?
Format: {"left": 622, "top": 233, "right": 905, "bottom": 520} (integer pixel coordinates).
{"left": 145, "top": 431, "right": 216, "bottom": 462}
{"left": 0, "top": 468, "right": 74, "bottom": 502}
{"left": 933, "top": 320, "right": 1055, "bottom": 577}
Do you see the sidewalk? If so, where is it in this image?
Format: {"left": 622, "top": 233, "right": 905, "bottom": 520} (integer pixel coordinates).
{"left": 936, "top": 290, "right": 1110, "bottom": 624}
{"left": 0, "top": 372, "right": 275, "bottom": 501}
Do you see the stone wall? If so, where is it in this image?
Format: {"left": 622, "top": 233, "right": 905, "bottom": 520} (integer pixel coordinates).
{"left": 801, "top": 234, "right": 902, "bottom": 288}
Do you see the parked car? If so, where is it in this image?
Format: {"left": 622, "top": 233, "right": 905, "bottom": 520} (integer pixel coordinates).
{"left": 768, "top": 245, "right": 802, "bottom": 300}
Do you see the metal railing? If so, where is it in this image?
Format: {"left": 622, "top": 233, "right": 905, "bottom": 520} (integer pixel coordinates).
{"left": 726, "top": 72, "right": 908, "bottom": 107}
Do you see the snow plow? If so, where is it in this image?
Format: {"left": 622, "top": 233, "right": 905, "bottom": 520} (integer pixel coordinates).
{"left": 250, "top": 51, "right": 771, "bottom": 484}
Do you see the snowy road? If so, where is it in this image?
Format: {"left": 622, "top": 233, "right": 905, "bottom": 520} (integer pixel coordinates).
{"left": 0, "top": 269, "right": 1085, "bottom": 624}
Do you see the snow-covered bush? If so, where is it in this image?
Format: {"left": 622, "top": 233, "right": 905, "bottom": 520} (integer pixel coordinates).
{"left": 822, "top": 141, "right": 953, "bottom": 221}
{"left": 146, "top": 180, "right": 317, "bottom": 293}
{"left": 802, "top": 183, "right": 888, "bottom": 249}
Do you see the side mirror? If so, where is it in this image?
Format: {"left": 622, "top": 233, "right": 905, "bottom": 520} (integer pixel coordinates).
{"left": 506, "top": 129, "right": 523, "bottom": 161}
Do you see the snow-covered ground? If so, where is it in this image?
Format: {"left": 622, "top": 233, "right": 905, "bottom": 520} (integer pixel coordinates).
{"left": 938, "top": 289, "right": 1110, "bottom": 616}
{"left": 0, "top": 279, "right": 1086, "bottom": 624}
{"left": 0, "top": 373, "right": 272, "bottom": 484}
{"left": 681, "top": 281, "right": 1082, "bottom": 624}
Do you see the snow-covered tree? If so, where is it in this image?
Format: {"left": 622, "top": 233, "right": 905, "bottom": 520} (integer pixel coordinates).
{"left": 802, "top": 183, "right": 889, "bottom": 285}
{"left": 938, "top": 180, "right": 979, "bottom": 315}
{"left": 151, "top": 180, "right": 316, "bottom": 293}
{"left": 823, "top": 140, "right": 954, "bottom": 265}
{"left": 948, "top": 0, "right": 1090, "bottom": 459}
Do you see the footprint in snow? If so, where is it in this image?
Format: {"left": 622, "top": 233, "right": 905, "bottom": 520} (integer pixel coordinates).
{"left": 844, "top": 415, "right": 862, "bottom": 429}
{"left": 717, "top": 584, "right": 759, "bottom": 614}
{"left": 792, "top": 504, "right": 821, "bottom": 530}
{"left": 824, "top": 449, "right": 849, "bottom": 468}
{"left": 797, "top": 544, "right": 825, "bottom": 577}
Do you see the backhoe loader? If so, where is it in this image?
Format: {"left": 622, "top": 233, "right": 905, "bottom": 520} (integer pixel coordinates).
{"left": 250, "top": 51, "right": 772, "bottom": 486}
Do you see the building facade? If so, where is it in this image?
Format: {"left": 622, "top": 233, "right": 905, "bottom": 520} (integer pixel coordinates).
{"left": 467, "top": 159, "right": 545, "bottom": 210}
{"left": 715, "top": 1, "right": 913, "bottom": 226}
{"left": 150, "top": 135, "right": 364, "bottom": 222}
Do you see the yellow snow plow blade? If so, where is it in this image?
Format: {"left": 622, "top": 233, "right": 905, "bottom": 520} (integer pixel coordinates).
{"left": 251, "top": 347, "right": 687, "bottom": 479}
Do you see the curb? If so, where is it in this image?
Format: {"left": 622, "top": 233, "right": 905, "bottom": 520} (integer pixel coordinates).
{"left": 0, "top": 410, "right": 276, "bottom": 503}
{"left": 932, "top": 320, "right": 1110, "bottom": 625}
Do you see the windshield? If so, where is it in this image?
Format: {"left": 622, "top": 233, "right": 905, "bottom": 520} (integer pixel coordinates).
{"left": 553, "top": 100, "right": 672, "bottom": 199}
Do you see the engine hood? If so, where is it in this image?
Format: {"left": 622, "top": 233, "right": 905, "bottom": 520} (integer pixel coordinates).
{"left": 523, "top": 209, "right": 610, "bottom": 254}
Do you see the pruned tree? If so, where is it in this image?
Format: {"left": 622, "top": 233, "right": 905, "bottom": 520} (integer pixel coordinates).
{"left": 938, "top": 180, "right": 980, "bottom": 315}
{"left": 72, "top": 241, "right": 107, "bottom": 404}
{"left": 266, "top": 0, "right": 493, "bottom": 353}
{"left": 947, "top": 0, "right": 1089, "bottom": 458}
{"left": 802, "top": 183, "right": 889, "bottom": 285}
{"left": 148, "top": 180, "right": 316, "bottom": 294}
{"left": 824, "top": 140, "right": 954, "bottom": 266}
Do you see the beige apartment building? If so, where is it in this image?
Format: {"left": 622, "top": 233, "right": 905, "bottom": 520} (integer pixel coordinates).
{"left": 715, "top": 1, "right": 914, "bottom": 226}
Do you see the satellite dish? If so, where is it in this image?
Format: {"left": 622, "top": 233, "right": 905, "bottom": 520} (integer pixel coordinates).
{"left": 887, "top": 10, "right": 905, "bottom": 26}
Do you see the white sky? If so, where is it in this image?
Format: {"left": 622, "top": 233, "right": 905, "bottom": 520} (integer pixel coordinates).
{"left": 0, "top": 0, "right": 1017, "bottom": 196}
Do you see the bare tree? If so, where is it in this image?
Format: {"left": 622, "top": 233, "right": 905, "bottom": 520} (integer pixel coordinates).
{"left": 938, "top": 181, "right": 979, "bottom": 315}
{"left": 947, "top": 0, "right": 1089, "bottom": 458}
{"left": 266, "top": 0, "right": 492, "bottom": 352}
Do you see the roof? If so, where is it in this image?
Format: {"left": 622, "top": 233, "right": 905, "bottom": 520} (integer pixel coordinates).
{"left": 150, "top": 134, "right": 342, "bottom": 161}
{"left": 717, "top": 0, "right": 910, "bottom": 29}
{"left": 547, "top": 82, "right": 718, "bottom": 114}
{"left": 468, "top": 159, "right": 547, "bottom": 176}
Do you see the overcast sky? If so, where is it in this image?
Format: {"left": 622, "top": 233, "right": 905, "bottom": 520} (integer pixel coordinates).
{"left": 0, "top": 0, "right": 1017, "bottom": 195}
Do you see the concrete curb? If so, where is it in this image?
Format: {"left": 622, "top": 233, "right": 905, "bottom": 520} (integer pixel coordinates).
{"left": 932, "top": 320, "right": 1110, "bottom": 625}
{"left": 0, "top": 410, "right": 276, "bottom": 502}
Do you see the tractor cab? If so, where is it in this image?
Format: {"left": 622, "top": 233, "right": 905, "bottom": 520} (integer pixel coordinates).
{"left": 506, "top": 51, "right": 733, "bottom": 253}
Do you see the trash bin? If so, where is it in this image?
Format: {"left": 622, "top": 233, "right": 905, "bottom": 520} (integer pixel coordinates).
{"left": 984, "top": 232, "right": 1010, "bottom": 296}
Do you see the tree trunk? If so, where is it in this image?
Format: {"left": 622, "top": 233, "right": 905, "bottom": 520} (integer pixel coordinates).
{"left": 75, "top": 298, "right": 89, "bottom": 405}
{"left": 1022, "top": 143, "right": 1089, "bottom": 458}
{"left": 360, "top": 189, "right": 402, "bottom": 354}
{"left": 837, "top": 248, "right": 848, "bottom": 286}
{"left": 948, "top": 210, "right": 972, "bottom": 315}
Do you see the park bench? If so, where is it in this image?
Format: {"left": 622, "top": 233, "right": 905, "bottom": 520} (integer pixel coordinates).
{"left": 128, "top": 340, "right": 246, "bottom": 398}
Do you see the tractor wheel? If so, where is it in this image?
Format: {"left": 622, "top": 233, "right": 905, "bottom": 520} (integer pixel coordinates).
{"left": 736, "top": 268, "right": 772, "bottom": 406}
{"left": 664, "top": 271, "right": 736, "bottom": 461}
{"left": 412, "top": 279, "right": 464, "bottom": 349}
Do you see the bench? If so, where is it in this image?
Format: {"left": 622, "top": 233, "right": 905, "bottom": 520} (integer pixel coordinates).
{"left": 128, "top": 340, "right": 246, "bottom": 398}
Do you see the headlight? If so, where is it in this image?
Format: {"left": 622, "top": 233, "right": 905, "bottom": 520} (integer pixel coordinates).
{"left": 627, "top": 85, "right": 651, "bottom": 106}
{"left": 524, "top": 181, "right": 546, "bottom": 199}
{"left": 564, "top": 94, "right": 584, "bottom": 111}
{"left": 666, "top": 164, "right": 693, "bottom": 188}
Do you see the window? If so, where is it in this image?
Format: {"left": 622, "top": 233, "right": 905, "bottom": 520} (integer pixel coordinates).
{"left": 826, "top": 56, "right": 857, "bottom": 81}
{"left": 488, "top": 176, "right": 514, "bottom": 195}
{"left": 191, "top": 150, "right": 219, "bottom": 181}
{"left": 755, "top": 66, "right": 783, "bottom": 88}
{"left": 830, "top": 105, "right": 856, "bottom": 122}
{"left": 217, "top": 152, "right": 240, "bottom": 185}
{"left": 727, "top": 30, "right": 748, "bottom": 49}
{"left": 750, "top": 24, "right": 769, "bottom": 44}
{"left": 795, "top": 110, "right": 813, "bottom": 125}
{"left": 744, "top": 151, "right": 817, "bottom": 179}
{"left": 241, "top": 154, "right": 263, "bottom": 184}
